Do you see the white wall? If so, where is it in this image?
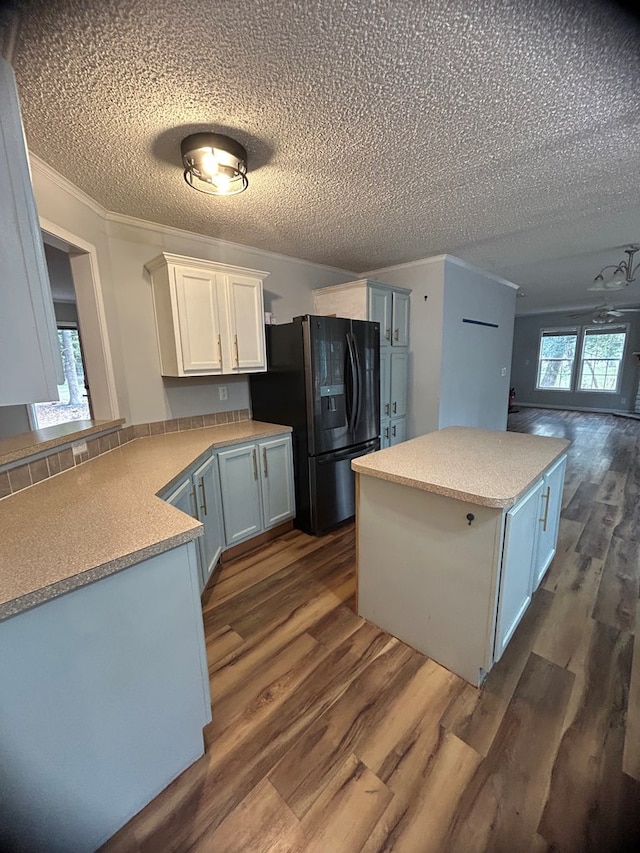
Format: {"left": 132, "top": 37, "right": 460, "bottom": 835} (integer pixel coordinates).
{"left": 30, "top": 160, "right": 356, "bottom": 426}
{"left": 440, "top": 258, "right": 517, "bottom": 430}
{"left": 367, "top": 255, "right": 516, "bottom": 436}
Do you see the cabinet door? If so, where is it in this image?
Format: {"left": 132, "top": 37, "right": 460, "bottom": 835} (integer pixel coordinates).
{"left": 173, "top": 266, "right": 223, "bottom": 374}
{"left": 392, "top": 292, "right": 410, "bottom": 347}
{"left": 368, "top": 286, "right": 392, "bottom": 347}
{"left": 0, "top": 58, "right": 62, "bottom": 405}
{"left": 259, "top": 436, "right": 295, "bottom": 528}
{"left": 380, "top": 419, "right": 391, "bottom": 448}
{"left": 494, "top": 480, "right": 543, "bottom": 662}
{"left": 389, "top": 417, "right": 406, "bottom": 446}
{"left": 380, "top": 349, "right": 391, "bottom": 421}
{"left": 192, "top": 454, "right": 224, "bottom": 590}
{"left": 226, "top": 275, "right": 266, "bottom": 371}
{"left": 532, "top": 455, "right": 567, "bottom": 590}
{"left": 218, "top": 443, "right": 263, "bottom": 546}
{"left": 165, "top": 477, "right": 197, "bottom": 518}
{"left": 389, "top": 350, "right": 408, "bottom": 418}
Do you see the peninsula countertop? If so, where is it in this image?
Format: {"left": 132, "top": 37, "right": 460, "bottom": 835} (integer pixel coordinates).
{"left": 352, "top": 426, "right": 570, "bottom": 508}
{"left": 0, "top": 420, "right": 291, "bottom": 621}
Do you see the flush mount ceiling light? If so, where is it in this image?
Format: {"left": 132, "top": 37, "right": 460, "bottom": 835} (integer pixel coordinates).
{"left": 589, "top": 245, "right": 640, "bottom": 292}
{"left": 181, "top": 133, "right": 248, "bottom": 196}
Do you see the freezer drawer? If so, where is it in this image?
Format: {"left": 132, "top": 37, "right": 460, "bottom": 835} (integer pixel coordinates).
{"left": 308, "top": 440, "right": 379, "bottom": 534}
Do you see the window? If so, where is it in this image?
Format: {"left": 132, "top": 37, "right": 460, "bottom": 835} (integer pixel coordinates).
{"left": 578, "top": 327, "right": 627, "bottom": 393}
{"left": 536, "top": 329, "right": 578, "bottom": 390}
{"left": 535, "top": 325, "right": 627, "bottom": 394}
{"left": 31, "top": 325, "right": 91, "bottom": 428}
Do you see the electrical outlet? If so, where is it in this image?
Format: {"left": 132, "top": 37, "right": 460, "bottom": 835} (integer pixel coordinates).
{"left": 501, "top": 367, "right": 507, "bottom": 376}
{"left": 218, "top": 386, "right": 228, "bottom": 401}
{"left": 72, "top": 441, "right": 88, "bottom": 457}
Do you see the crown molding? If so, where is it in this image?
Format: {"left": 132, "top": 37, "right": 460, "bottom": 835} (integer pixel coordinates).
{"left": 29, "top": 155, "right": 356, "bottom": 278}
{"left": 29, "top": 154, "right": 108, "bottom": 218}
{"left": 367, "top": 252, "right": 518, "bottom": 290}
{"left": 105, "top": 209, "right": 356, "bottom": 277}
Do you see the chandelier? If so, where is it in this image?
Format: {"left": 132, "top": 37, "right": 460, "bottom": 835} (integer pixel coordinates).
{"left": 589, "top": 245, "right": 640, "bottom": 292}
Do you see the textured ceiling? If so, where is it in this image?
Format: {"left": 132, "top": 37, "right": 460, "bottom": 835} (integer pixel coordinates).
{"left": 8, "top": 0, "right": 640, "bottom": 313}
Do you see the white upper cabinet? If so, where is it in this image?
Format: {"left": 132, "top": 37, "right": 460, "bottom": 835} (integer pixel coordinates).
{"left": 0, "top": 57, "right": 62, "bottom": 405}
{"left": 145, "top": 253, "right": 268, "bottom": 377}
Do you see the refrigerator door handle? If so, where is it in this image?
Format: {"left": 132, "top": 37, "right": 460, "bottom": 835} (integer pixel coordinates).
{"left": 351, "top": 331, "right": 363, "bottom": 432}
{"left": 345, "top": 332, "right": 358, "bottom": 434}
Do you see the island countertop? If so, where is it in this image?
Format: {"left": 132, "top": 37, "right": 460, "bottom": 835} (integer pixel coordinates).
{"left": 0, "top": 420, "right": 291, "bottom": 621}
{"left": 352, "top": 426, "right": 570, "bottom": 508}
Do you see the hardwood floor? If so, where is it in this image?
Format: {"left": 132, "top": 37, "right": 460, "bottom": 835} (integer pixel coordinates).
{"left": 101, "top": 409, "right": 640, "bottom": 852}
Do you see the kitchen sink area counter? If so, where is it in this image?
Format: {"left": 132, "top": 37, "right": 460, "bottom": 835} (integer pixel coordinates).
{"left": 0, "top": 417, "right": 293, "bottom": 853}
{"left": 0, "top": 419, "right": 291, "bottom": 621}
{"left": 354, "top": 426, "right": 570, "bottom": 686}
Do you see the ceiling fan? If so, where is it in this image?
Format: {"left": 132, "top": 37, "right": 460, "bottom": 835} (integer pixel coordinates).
{"left": 569, "top": 303, "right": 640, "bottom": 324}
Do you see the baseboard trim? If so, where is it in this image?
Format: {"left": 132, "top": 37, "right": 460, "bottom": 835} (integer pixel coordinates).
{"left": 220, "top": 520, "right": 294, "bottom": 563}
{"left": 514, "top": 402, "right": 634, "bottom": 416}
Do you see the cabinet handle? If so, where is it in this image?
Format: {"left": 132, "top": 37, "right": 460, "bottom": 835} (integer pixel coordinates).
{"left": 217, "top": 334, "right": 222, "bottom": 365}
{"left": 392, "top": 424, "right": 397, "bottom": 437}
{"left": 385, "top": 327, "right": 391, "bottom": 341}
{"left": 252, "top": 447, "right": 258, "bottom": 480}
{"left": 199, "top": 478, "right": 208, "bottom": 516}
{"left": 384, "top": 426, "right": 389, "bottom": 439}
{"left": 234, "top": 334, "right": 239, "bottom": 366}
{"left": 394, "top": 328, "right": 399, "bottom": 341}
{"left": 263, "top": 447, "right": 268, "bottom": 477}
{"left": 392, "top": 401, "right": 397, "bottom": 414}
{"left": 539, "top": 487, "right": 551, "bottom": 532}
{"left": 190, "top": 488, "right": 198, "bottom": 517}
{"left": 385, "top": 402, "right": 390, "bottom": 415}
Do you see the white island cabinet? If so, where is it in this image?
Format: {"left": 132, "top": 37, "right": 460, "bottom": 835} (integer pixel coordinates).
{"left": 353, "top": 427, "right": 569, "bottom": 686}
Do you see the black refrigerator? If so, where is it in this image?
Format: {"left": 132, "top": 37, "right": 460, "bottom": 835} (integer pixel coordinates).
{"left": 250, "top": 315, "right": 380, "bottom": 535}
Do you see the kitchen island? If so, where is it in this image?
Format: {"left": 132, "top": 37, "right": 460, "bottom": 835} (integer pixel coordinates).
{"left": 352, "top": 426, "right": 570, "bottom": 686}
{"left": 0, "top": 419, "right": 291, "bottom": 853}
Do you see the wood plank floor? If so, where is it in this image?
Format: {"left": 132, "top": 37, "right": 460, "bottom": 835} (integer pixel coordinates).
{"left": 101, "top": 409, "right": 640, "bottom": 852}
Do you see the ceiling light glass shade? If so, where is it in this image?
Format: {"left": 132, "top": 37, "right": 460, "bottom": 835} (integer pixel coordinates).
{"left": 181, "top": 133, "right": 248, "bottom": 196}
{"left": 589, "top": 246, "right": 639, "bottom": 292}
{"left": 588, "top": 273, "right": 629, "bottom": 292}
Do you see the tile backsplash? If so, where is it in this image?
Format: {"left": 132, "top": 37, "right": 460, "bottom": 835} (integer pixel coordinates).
{"left": 0, "top": 409, "right": 250, "bottom": 500}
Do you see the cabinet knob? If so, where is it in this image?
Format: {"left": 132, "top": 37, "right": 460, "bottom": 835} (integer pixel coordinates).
{"left": 466, "top": 513, "right": 475, "bottom": 526}
{"left": 385, "top": 328, "right": 391, "bottom": 340}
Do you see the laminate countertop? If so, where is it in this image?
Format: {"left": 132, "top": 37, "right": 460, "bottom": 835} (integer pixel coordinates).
{"left": 352, "top": 426, "right": 570, "bottom": 508}
{"left": 0, "top": 421, "right": 291, "bottom": 621}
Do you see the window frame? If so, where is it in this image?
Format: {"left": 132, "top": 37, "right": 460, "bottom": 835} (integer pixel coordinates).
{"left": 576, "top": 324, "right": 628, "bottom": 395}
{"left": 535, "top": 323, "right": 629, "bottom": 395}
{"left": 535, "top": 327, "right": 579, "bottom": 392}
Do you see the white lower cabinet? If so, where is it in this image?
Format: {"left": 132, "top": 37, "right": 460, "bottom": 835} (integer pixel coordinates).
{"left": 191, "top": 454, "right": 225, "bottom": 590}
{"left": 217, "top": 443, "right": 264, "bottom": 546}
{"left": 260, "top": 436, "right": 296, "bottom": 527}
{"left": 493, "top": 479, "right": 543, "bottom": 662}
{"left": 532, "top": 454, "right": 567, "bottom": 590}
{"left": 164, "top": 458, "right": 224, "bottom": 593}
{"left": 164, "top": 433, "right": 294, "bottom": 589}
{"left": 218, "top": 434, "right": 296, "bottom": 547}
